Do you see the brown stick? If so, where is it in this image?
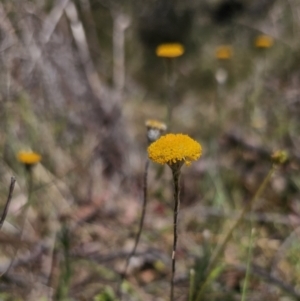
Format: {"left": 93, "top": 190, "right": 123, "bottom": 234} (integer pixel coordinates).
{"left": 0, "top": 177, "right": 16, "bottom": 230}
{"left": 118, "top": 159, "right": 150, "bottom": 299}
{"left": 122, "top": 159, "right": 150, "bottom": 275}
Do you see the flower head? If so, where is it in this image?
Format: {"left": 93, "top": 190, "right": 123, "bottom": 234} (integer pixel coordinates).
{"left": 145, "top": 119, "right": 167, "bottom": 131}
{"left": 17, "top": 151, "right": 41, "bottom": 166}
{"left": 215, "top": 45, "right": 233, "bottom": 60}
{"left": 145, "top": 119, "right": 167, "bottom": 143}
{"left": 255, "top": 35, "right": 273, "bottom": 49}
{"left": 271, "top": 150, "right": 288, "bottom": 165}
{"left": 148, "top": 133, "right": 202, "bottom": 167}
{"left": 156, "top": 43, "right": 185, "bottom": 58}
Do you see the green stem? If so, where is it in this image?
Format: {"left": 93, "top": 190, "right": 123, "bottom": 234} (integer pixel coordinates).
{"left": 196, "top": 165, "right": 276, "bottom": 301}
{"left": 170, "top": 167, "right": 181, "bottom": 301}
{"left": 27, "top": 169, "right": 33, "bottom": 206}
{"left": 20, "top": 169, "right": 34, "bottom": 229}
{"left": 241, "top": 228, "right": 255, "bottom": 301}
{"left": 56, "top": 221, "right": 71, "bottom": 300}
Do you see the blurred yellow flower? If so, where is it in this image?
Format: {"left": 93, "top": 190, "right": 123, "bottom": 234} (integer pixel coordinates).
{"left": 215, "top": 45, "right": 233, "bottom": 60}
{"left": 255, "top": 35, "right": 273, "bottom": 49}
{"left": 148, "top": 133, "right": 202, "bottom": 166}
{"left": 145, "top": 119, "right": 167, "bottom": 143}
{"left": 145, "top": 119, "right": 167, "bottom": 131}
{"left": 156, "top": 43, "right": 185, "bottom": 58}
{"left": 271, "top": 150, "right": 288, "bottom": 165}
{"left": 17, "top": 151, "right": 41, "bottom": 165}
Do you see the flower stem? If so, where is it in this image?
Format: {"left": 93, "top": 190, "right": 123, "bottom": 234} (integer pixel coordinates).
{"left": 20, "top": 169, "right": 34, "bottom": 228}
{"left": 55, "top": 220, "right": 72, "bottom": 300}
{"left": 166, "top": 58, "right": 175, "bottom": 131}
{"left": 170, "top": 167, "right": 181, "bottom": 301}
{"left": 125, "top": 159, "right": 149, "bottom": 273}
{"left": 241, "top": 228, "right": 255, "bottom": 301}
{"left": 118, "top": 159, "right": 150, "bottom": 298}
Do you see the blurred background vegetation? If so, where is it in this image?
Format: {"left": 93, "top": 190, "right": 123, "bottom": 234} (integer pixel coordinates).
{"left": 0, "top": 0, "right": 300, "bottom": 300}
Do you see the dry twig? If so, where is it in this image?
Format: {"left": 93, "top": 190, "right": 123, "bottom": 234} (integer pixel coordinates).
{"left": 0, "top": 177, "right": 16, "bottom": 230}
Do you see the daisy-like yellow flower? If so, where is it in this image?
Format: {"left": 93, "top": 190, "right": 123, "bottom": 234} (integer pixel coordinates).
{"left": 156, "top": 43, "right": 185, "bottom": 58}
{"left": 215, "top": 45, "right": 233, "bottom": 60}
{"left": 148, "top": 133, "right": 202, "bottom": 166}
{"left": 255, "top": 35, "right": 273, "bottom": 49}
{"left": 17, "top": 151, "right": 41, "bottom": 165}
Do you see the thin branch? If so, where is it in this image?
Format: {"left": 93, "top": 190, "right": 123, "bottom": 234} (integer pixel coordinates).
{"left": 0, "top": 177, "right": 16, "bottom": 230}
{"left": 64, "top": 1, "right": 104, "bottom": 106}
{"left": 112, "top": 10, "right": 130, "bottom": 96}
{"left": 25, "top": 0, "right": 70, "bottom": 63}
{"left": 26, "top": 0, "right": 70, "bottom": 73}
{"left": 118, "top": 159, "right": 149, "bottom": 298}
{"left": 122, "top": 159, "right": 149, "bottom": 275}
{"left": 41, "top": 0, "right": 70, "bottom": 44}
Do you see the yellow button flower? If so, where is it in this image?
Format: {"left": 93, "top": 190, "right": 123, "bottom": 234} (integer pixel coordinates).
{"left": 148, "top": 133, "right": 202, "bottom": 166}
{"left": 145, "top": 119, "right": 167, "bottom": 143}
{"left": 17, "top": 151, "right": 41, "bottom": 165}
{"left": 215, "top": 45, "right": 233, "bottom": 60}
{"left": 156, "top": 43, "right": 185, "bottom": 58}
{"left": 255, "top": 35, "right": 273, "bottom": 49}
{"left": 145, "top": 119, "right": 167, "bottom": 131}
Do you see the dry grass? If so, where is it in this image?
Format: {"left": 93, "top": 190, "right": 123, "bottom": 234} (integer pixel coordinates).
{"left": 0, "top": 0, "right": 300, "bottom": 300}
